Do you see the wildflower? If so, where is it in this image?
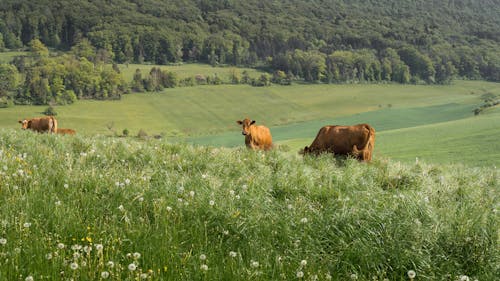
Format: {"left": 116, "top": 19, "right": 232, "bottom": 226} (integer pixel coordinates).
{"left": 242, "top": 184, "right": 248, "bottom": 191}
{"left": 325, "top": 273, "right": 332, "bottom": 280}
{"left": 55, "top": 200, "right": 61, "bottom": 206}
{"left": 57, "top": 243, "right": 65, "bottom": 249}
{"left": 0, "top": 238, "right": 6, "bottom": 245}
{"left": 229, "top": 190, "right": 235, "bottom": 196}
{"left": 125, "top": 179, "right": 130, "bottom": 185}
{"left": 64, "top": 183, "right": 69, "bottom": 189}
{"left": 118, "top": 205, "right": 125, "bottom": 212}
{"left": 209, "top": 200, "right": 215, "bottom": 206}
{"left": 407, "top": 270, "right": 416, "bottom": 279}
{"left": 133, "top": 252, "right": 141, "bottom": 259}
{"left": 107, "top": 261, "right": 115, "bottom": 268}
{"left": 70, "top": 262, "right": 79, "bottom": 270}
{"left": 25, "top": 276, "right": 34, "bottom": 281}
{"left": 199, "top": 254, "right": 207, "bottom": 261}
{"left": 250, "top": 260, "right": 259, "bottom": 268}
{"left": 46, "top": 253, "right": 53, "bottom": 260}
{"left": 71, "top": 244, "right": 82, "bottom": 251}
{"left": 350, "top": 273, "right": 358, "bottom": 280}
{"left": 235, "top": 195, "right": 241, "bottom": 200}
{"left": 189, "top": 191, "right": 195, "bottom": 197}
{"left": 128, "top": 263, "right": 137, "bottom": 271}
{"left": 459, "top": 275, "right": 470, "bottom": 281}
{"left": 300, "top": 217, "right": 308, "bottom": 224}
{"left": 297, "top": 271, "right": 304, "bottom": 278}
{"left": 95, "top": 244, "right": 104, "bottom": 252}
{"left": 229, "top": 251, "right": 237, "bottom": 258}
{"left": 101, "top": 271, "right": 110, "bottom": 279}
{"left": 166, "top": 206, "right": 172, "bottom": 212}
{"left": 200, "top": 264, "right": 208, "bottom": 271}
{"left": 140, "top": 273, "right": 148, "bottom": 279}
{"left": 23, "top": 222, "right": 31, "bottom": 228}
{"left": 201, "top": 174, "right": 208, "bottom": 179}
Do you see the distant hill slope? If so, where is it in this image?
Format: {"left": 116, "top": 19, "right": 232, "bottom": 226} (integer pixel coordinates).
{"left": 0, "top": 0, "right": 499, "bottom": 81}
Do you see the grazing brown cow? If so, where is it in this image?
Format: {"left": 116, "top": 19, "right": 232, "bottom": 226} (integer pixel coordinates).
{"left": 19, "top": 116, "right": 58, "bottom": 134}
{"left": 301, "top": 123, "right": 375, "bottom": 162}
{"left": 236, "top": 118, "right": 273, "bottom": 150}
{"left": 56, "top": 128, "right": 76, "bottom": 135}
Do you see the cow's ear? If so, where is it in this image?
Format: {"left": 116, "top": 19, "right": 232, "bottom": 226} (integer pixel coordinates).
{"left": 250, "top": 120, "right": 256, "bottom": 125}
{"left": 236, "top": 120, "right": 243, "bottom": 125}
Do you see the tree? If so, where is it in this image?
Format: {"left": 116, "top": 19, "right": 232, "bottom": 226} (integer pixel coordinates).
{"left": 71, "top": 38, "right": 96, "bottom": 62}
{"left": 29, "top": 39, "right": 49, "bottom": 58}
{"left": 0, "top": 63, "right": 19, "bottom": 97}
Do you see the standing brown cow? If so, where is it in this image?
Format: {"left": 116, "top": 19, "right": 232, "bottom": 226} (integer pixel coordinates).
{"left": 301, "top": 123, "right": 375, "bottom": 162}
{"left": 236, "top": 118, "right": 273, "bottom": 150}
{"left": 19, "top": 116, "right": 58, "bottom": 133}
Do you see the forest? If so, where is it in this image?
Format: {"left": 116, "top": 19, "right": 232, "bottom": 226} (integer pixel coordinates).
{"left": 0, "top": 0, "right": 499, "bottom": 104}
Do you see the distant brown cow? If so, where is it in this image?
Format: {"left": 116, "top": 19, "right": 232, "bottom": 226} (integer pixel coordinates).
{"left": 19, "top": 116, "right": 58, "bottom": 134}
{"left": 301, "top": 123, "right": 375, "bottom": 162}
{"left": 56, "top": 128, "right": 76, "bottom": 135}
{"left": 236, "top": 118, "right": 273, "bottom": 150}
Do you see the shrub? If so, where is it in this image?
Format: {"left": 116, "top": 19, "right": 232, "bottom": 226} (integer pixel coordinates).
{"left": 43, "top": 105, "right": 57, "bottom": 116}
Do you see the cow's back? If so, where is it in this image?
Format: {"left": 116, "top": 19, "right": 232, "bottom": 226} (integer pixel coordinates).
{"left": 249, "top": 125, "right": 273, "bottom": 150}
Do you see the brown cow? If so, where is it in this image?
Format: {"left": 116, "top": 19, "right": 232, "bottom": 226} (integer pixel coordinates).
{"left": 301, "top": 123, "right": 375, "bottom": 162}
{"left": 236, "top": 118, "right": 273, "bottom": 150}
{"left": 56, "top": 128, "right": 76, "bottom": 135}
{"left": 19, "top": 116, "right": 58, "bottom": 134}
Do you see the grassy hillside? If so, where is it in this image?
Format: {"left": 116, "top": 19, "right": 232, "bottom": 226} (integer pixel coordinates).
{"left": 1, "top": 80, "right": 499, "bottom": 166}
{"left": 0, "top": 131, "right": 497, "bottom": 280}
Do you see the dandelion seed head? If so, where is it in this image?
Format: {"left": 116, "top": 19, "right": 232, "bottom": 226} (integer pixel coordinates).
{"left": 23, "top": 222, "right": 31, "bottom": 228}
{"left": 46, "top": 253, "right": 53, "bottom": 260}
{"left": 199, "top": 254, "right": 207, "bottom": 261}
{"left": 0, "top": 238, "right": 6, "bottom": 245}
{"left": 70, "top": 262, "right": 79, "bottom": 270}
{"left": 25, "top": 276, "right": 34, "bottom": 281}
{"left": 95, "top": 244, "right": 103, "bottom": 251}
{"left": 128, "top": 263, "right": 137, "bottom": 271}
{"left": 200, "top": 264, "right": 208, "bottom": 271}
{"left": 101, "top": 271, "right": 110, "bottom": 279}
{"left": 125, "top": 179, "right": 130, "bottom": 185}
{"left": 297, "top": 271, "right": 304, "bottom": 278}
{"left": 107, "top": 261, "right": 115, "bottom": 268}
{"left": 189, "top": 191, "right": 195, "bottom": 197}
{"left": 300, "top": 259, "right": 307, "bottom": 266}
{"left": 166, "top": 206, "right": 172, "bottom": 212}
{"left": 133, "top": 252, "right": 141, "bottom": 259}
{"left": 209, "top": 200, "right": 215, "bottom": 206}
{"left": 229, "top": 251, "right": 237, "bottom": 258}
{"left": 350, "top": 273, "right": 358, "bottom": 280}
{"left": 459, "top": 275, "right": 469, "bottom": 281}
{"left": 300, "top": 217, "right": 308, "bottom": 224}
{"left": 140, "top": 273, "right": 148, "bottom": 279}
{"left": 250, "top": 260, "right": 259, "bottom": 268}
{"left": 407, "top": 270, "right": 416, "bottom": 279}
{"left": 57, "top": 243, "right": 65, "bottom": 249}
{"left": 118, "top": 205, "right": 125, "bottom": 212}
{"left": 64, "top": 183, "right": 69, "bottom": 189}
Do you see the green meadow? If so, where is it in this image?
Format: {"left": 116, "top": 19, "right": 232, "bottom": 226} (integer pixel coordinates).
{"left": 2, "top": 80, "right": 499, "bottom": 166}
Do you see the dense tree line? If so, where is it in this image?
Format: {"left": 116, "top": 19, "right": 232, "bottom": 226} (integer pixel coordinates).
{"left": 0, "top": 0, "right": 499, "bottom": 83}
{"left": 1, "top": 39, "right": 128, "bottom": 106}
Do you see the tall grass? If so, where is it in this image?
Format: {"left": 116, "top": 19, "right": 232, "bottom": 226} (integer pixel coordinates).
{"left": 0, "top": 130, "right": 498, "bottom": 280}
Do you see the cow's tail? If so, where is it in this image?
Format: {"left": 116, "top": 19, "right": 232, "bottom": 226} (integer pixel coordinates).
{"left": 51, "top": 116, "right": 58, "bottom": 134}
{"left": 363, "top": 125, "right": 375, "bottom": 161}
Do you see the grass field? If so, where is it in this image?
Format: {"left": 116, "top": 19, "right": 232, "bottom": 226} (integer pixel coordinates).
{"left": 118, "top": 63, "right": 266, "bottom": 82}
{"left": 0, "top": 131, "right": 497, "bottom": 280}
{"left": 2, "top": 79, "right": 497, "bottom": 166}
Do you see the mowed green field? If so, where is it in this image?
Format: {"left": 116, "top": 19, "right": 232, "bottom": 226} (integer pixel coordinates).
{"left": 118, "top": 63, "right": 265, "bottom": 81}
{"left": 1, "top": 80, "right": 499, "bottom": 166}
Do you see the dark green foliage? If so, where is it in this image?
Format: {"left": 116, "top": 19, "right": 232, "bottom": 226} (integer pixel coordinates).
{"left": 0, "top": 0, "right": 498, "bottom": 83}
{"left": 42, "top": 105, "right": 57, "bottom": 116}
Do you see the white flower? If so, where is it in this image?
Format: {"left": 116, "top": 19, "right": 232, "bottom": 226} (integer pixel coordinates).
{"left": 55, "top": 200, "right": 61, "bottom": 206}
{"left": 125, "top": 179, "right": 130, "bottom": 185}
{"left": 118, "top": 205, "right": 125, "bottom": 212}
{"left": 70, "top": 262, "right": 79, "bottom": 270}
{"left": 23, "top": 222, "right": 31, "bottom": 228}
{"left": 201, "top": 174, "right": 208, "bottom": 179}
{"left": 297, "top": 271, "right": 304, "bottom": 278}
{"left": 101, "top": 271, "right": 110, "bottom": 279}
{"left": 325, "top": 273, "right": 332, "bottom": 280}
{"left": 200, "top": 264, "right": 208, "bottom": 271}
{"left": 128, "top": 263, "right": 137, "bottom": 271}
{"left": 300, "top": 259, "right": 307, "bottom": 267}
{"left": 199, "top": 254, "right": 207, "bottom": 261}
{"left": 300, "top": 217, "right": 308, "bottom": 224}
{"left": 64, "top": 183, "right": 69, "bottom": 189}
{"left": 235, "top": 195, "right": 240, "bottom": 200}
{"left": 133, "top": 252, "right": 141, "bottom": 259}
{"left": 95, "top": 244, "right": 104, "bottom": 251}
{"left": 46, "top": 253, "right": 53, "bottom": 260}
{"left": 25, "top": 276, "right": 34, "bottom": 281}
{"left": 229, "top": 251, "right": 237, "bottom": 258}
{"left": 459, "top": 275, "right": 470, "bottom": 281}
{"left": 407, "top": 270, "right": 416, "bottom": 279}
{"left": 350, "top": 273, "right": 358, "bottom": 280}
{"left": 242, "top": 184, "right": 248, "bottom": 191}
{"left": 140, "top": 273, "right": 148, "bottom": 279}
{"left": 166, "top": 206, "right": 172, "bottom": 212}
{"left": 250, "top": 260, "right": 259, "bottom": 268}
{"left": 107, "top": 261, "right": 115, "bottom": 268}
{"left": 189, "top": 191, "right": 195, "bottom": 197}
{"left": 229, "top": 190, "right": 235, "bottom": 196}
{"left": 209, "top": 200, "right": 215, "bottom": 206}
{"left": 0, "top": 238, "right": 6, "bottom": 245}
{"left": 57, "top": 243, "right": 65, "bottom": 249}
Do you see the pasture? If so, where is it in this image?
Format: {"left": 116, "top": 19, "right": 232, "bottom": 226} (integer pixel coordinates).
{"left": 0, "top": 130, "right": 497, "bottom": 280}
{"left": 2, "top": 80, "right": 499, "bottom": 166}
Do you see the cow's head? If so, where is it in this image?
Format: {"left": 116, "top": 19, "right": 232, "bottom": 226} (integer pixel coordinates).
{"left": 236, "top": 118, "right": 255, "bottom": 136}
{"left": 300, "top": 146, "right": 311, "bottom": 155}
{"left": 18, "top": 119, "right": 30, "bottom": 129}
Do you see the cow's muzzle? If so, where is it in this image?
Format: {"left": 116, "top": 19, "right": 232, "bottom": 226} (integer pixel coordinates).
{"left": 241, "top": 131, "right": 247, "bottom": 135}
